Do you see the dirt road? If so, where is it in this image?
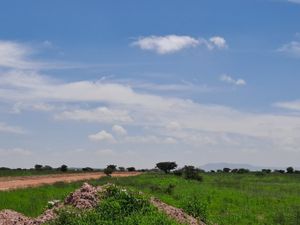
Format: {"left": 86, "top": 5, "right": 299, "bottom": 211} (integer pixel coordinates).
{"left": 0, "top": 172, "right": 141, "bottom": 191}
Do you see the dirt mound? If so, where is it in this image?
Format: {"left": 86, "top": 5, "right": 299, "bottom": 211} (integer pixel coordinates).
{"left": 0, "top": 210, "right": 30, "bottom": 225}
{"left": 150, "top": 197, "right": 205, "bottom": 225}
{"left": 64, "top": 182, "right": 100, "bottom": 209}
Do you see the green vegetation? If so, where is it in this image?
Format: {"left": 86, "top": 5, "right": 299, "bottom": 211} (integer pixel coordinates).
{"left": 1, "top": 173, "right": 300, "bottom": 224}
{"left": 47, "top": 184, "right": 180, "bottom": 225}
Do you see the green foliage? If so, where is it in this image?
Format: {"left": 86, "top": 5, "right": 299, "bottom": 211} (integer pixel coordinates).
{"left": 182, "top": 165, "right": 203, "bottom": 181}
{"left": 156, "top": 162, "right": 177, "bottom": 173}
{"left": 182, "top": 197, "right": 208, "bottom": 223}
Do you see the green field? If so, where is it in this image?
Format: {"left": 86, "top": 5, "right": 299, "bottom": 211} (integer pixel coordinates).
{"left": 1, "top": 173, "right": 300, "bottom": 225}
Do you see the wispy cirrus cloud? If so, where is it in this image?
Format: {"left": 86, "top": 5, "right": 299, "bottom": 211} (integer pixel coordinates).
{"left": 132, "top": 35, "right": 227, "bottom": 54}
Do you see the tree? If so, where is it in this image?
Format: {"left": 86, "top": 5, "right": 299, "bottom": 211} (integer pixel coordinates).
{"left": 156, "top": 162, "right": 177, "bottom": 173}
{"left": 286, "top": 167, "right": 294, "bottom": 174}
{"left": 60, "top": 165, "right": 68, "bottom": 172}
{"left": 127, "top": 167, "right": 136, "bottom": 172}
{"left": 223, "top": 167, "right": 231, "bottom": 173}
{"left": 104, "top": 165, "right": 117, "bottom": 176}
{"left": 82, "top": 167, "right": 93, "bottom": 172}
{"left": 34, "top": 164, "right": 43, "bottom": 170}
{"left": 262, "top": 169, "right": 271, "bottom": 173}
{"left": 43, "top": 165, "right": 53, "bottom": 170}
{"left": 118, "top": 167, "right": 125, "bottom": 172}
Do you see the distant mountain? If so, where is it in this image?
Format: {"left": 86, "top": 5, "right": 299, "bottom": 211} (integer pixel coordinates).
{"left": 200, "top": 163, "right": 297, "bottom": 171}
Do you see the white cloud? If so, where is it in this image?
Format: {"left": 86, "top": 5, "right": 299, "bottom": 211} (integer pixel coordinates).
{"left": 0, "top": 40, "right": 38, "bottom": 69}
{"left": 209, "top": 36, "right": 227, "bottom": 49}
{"left": 112, "top": 125, "right": 127, "bottom": 136}
{"left": 88, "top": 130, "right": 115, "bottom": 142}
{"left": 0, "top": 122, "right": 26, "bottom": 134}
{"left": 220, "top": 74, "right": 246, "bottom": 86}
{"left": 278, "top": 41, "right": 300, "bottom": 56}
{"left": 274, "top": 100, "right": 300, "bottom": 111}
{"left": 56, "top": 107, "right": 132, "bottom": 123}
{"left": 132, "top": 35, "right": 227, "bottom": 54}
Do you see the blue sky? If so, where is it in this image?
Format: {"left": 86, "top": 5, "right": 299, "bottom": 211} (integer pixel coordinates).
{"left": 0, "top": 0, "right": 300, "bottom": 169}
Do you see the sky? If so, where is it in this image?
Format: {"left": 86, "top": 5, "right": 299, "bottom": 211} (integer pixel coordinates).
{"left": 1, "top": 0, "right": 300, "bottom": 169}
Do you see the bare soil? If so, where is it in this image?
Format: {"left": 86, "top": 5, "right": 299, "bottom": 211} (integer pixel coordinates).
{"left": 0, "top": 172, "right": 140, "bottom": 191}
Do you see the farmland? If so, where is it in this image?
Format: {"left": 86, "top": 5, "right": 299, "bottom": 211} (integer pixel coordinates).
{"left": 1, "top": 172, "right": 300, "bottom": 225}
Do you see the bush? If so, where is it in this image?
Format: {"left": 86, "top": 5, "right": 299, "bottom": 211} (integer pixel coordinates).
{"left": 182, "top": 165, "right": 203, "bottom": 182}
{"left": 173, "top": 169, "right": 183, "bottom": 176}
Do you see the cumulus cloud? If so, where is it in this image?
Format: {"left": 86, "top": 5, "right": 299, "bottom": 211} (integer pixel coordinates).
{"left": 209, "top": 36, "right": 227, "bottom": 49}
{"left": 88, "top": 130, "right": 115, "bottom": 142}
{"left": 132, "top": 35, "right": 227, "bottom": 54}
{"left": 112, "top": 125, "right": 127, "bottom": 136}
{"left": 220, "top": 74, "right": 246, "bottom": 86}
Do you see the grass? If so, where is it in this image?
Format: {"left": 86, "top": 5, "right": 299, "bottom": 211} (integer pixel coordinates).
{"left": 1, "top": 173, "right": 300, "bottom": 224}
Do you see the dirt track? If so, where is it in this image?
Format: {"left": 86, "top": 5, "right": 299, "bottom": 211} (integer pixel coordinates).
{"left": 0, "top": 172, "right": 141, "bottom": 191}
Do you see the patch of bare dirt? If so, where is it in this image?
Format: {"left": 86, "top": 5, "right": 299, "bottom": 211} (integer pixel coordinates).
{"left": 150, "top": 197, "right": 205, "bottom": 225}
{"left": 0, "top": 172, "right": 141, "bottom": 191}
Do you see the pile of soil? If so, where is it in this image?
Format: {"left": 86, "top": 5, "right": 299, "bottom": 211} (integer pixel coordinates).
{"left": 64, "top": 183, "right": 100, "bottom": 209}
{"left": 150, "top": 197, "right": 205, "bottom": 225}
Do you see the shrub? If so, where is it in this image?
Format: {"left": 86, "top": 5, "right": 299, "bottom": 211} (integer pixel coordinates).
{"left": 173, "top": 169, "right": 183, "bottom": 176}
{"left": 262, "top": 169, "right": 271, "bottom": 173}
{"left": 182, "top": 165, "right": 203, "bottom": 182}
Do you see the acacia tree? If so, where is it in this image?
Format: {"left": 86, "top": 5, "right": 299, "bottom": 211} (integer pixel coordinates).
{"left": 287, "top": 167, "right": 294, "bottom": 174}
{"left": 104, "top": 164, "right": 117, "bottom": 176}
{"left": 156, "top": 162, "right": 177, "bottom": 173}
{"left": 60, "top": 164, "right": 68, "bottom": 172}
